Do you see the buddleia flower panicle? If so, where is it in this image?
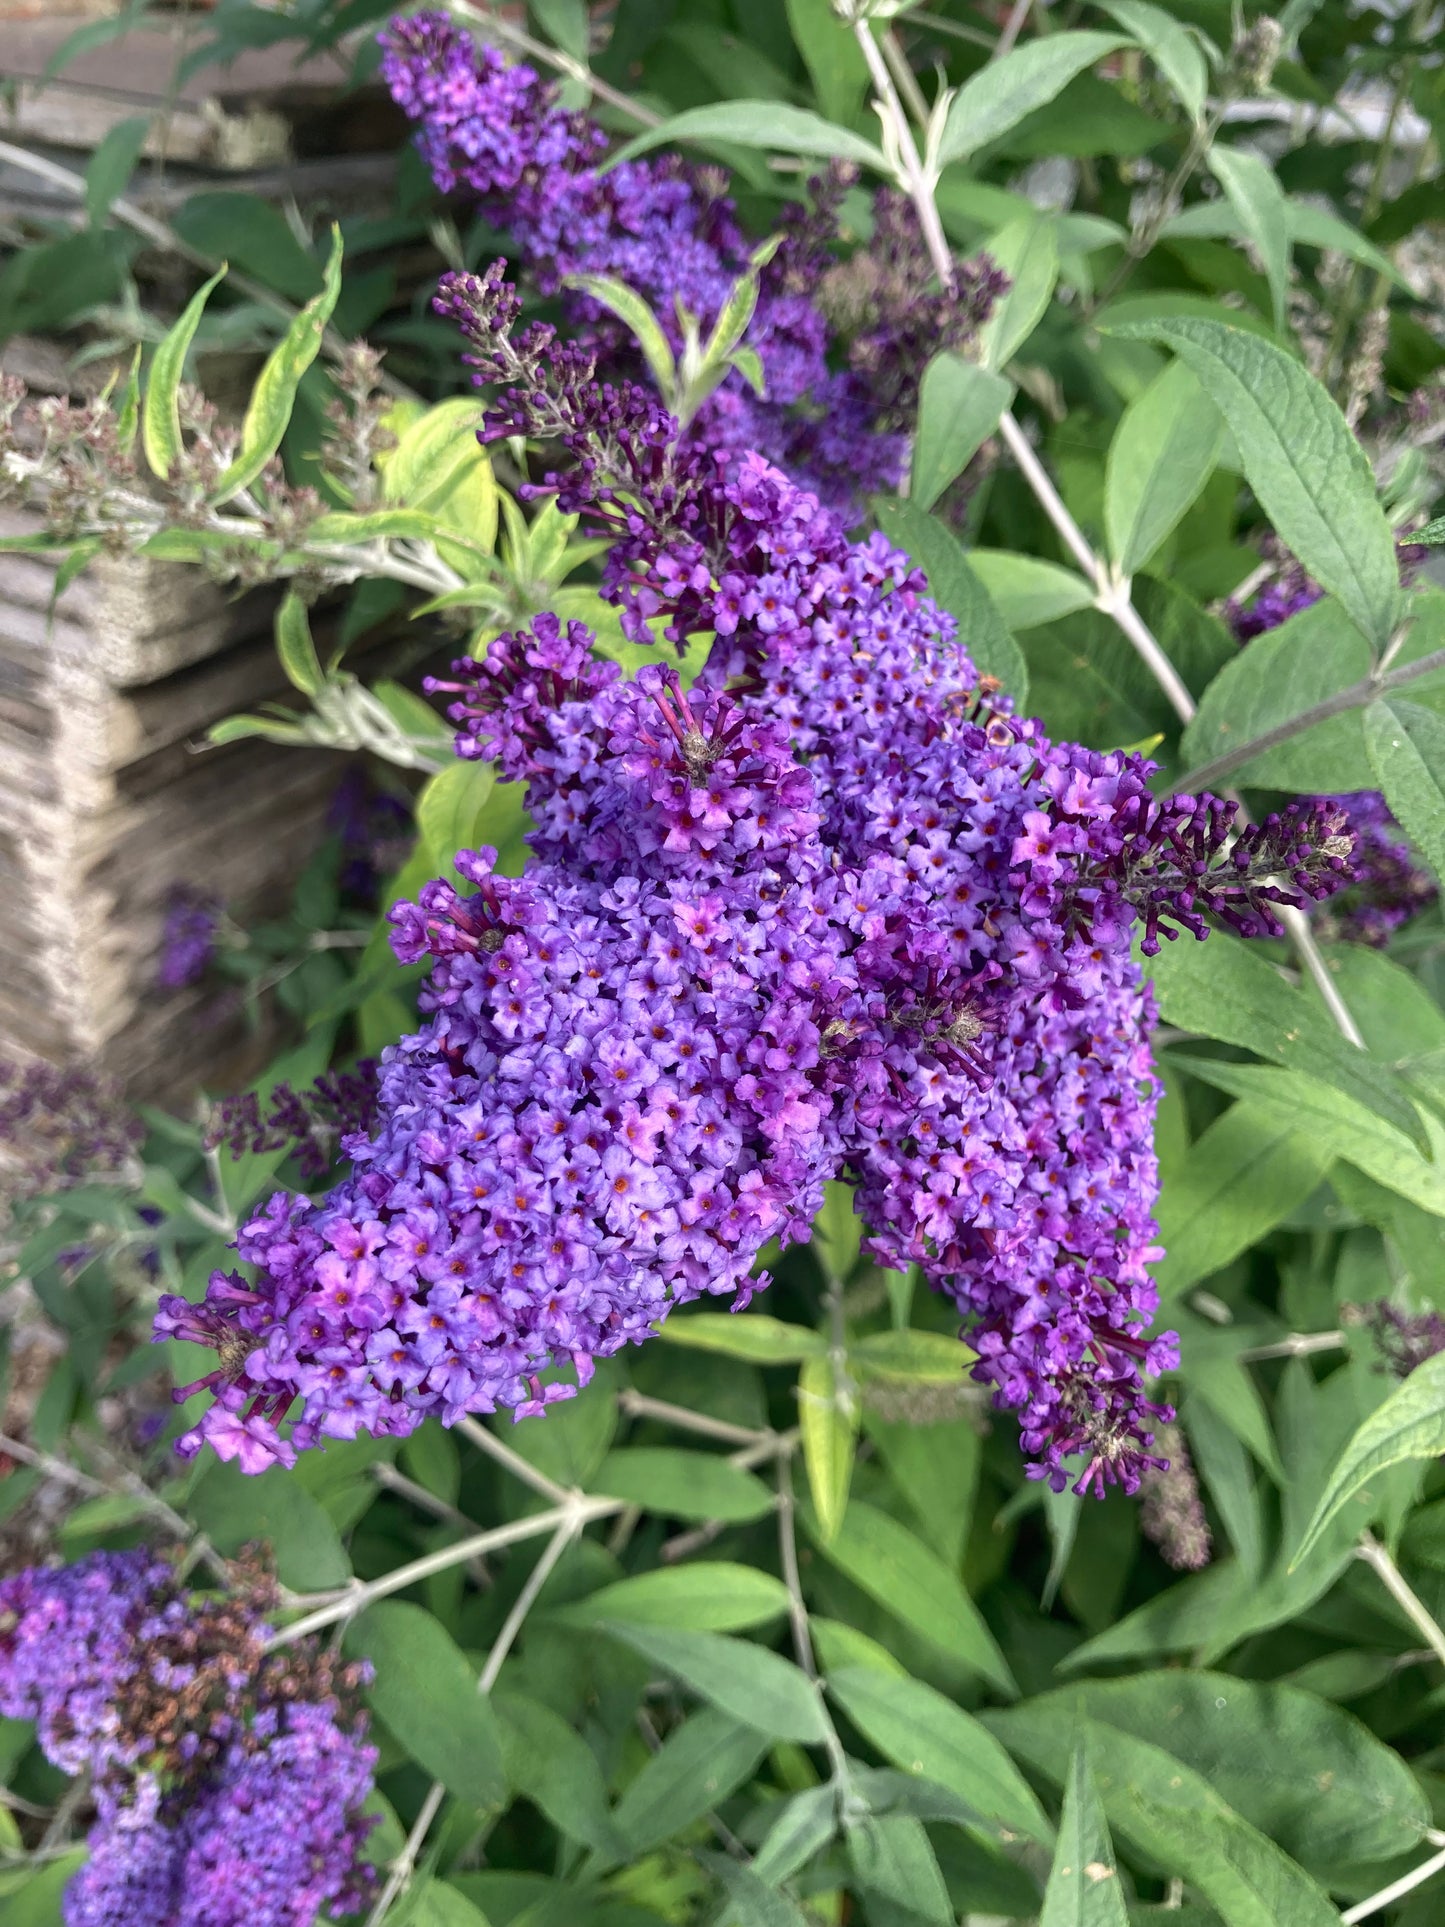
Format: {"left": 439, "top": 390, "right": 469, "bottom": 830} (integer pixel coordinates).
{"left": 153, "top": 258, "right": 1372, "bottom": 1500}
{"left": 379, "top": 11, "right": 1005, "bottom": 512}
{"left": 0, "top": 1549, "right": 377, "bottom": 1927}
{"left": 1, "top": 1057, "right": 142, "bottom": 1199}
{"left": 158, "top": 886, "right": 223, "bottom": 991}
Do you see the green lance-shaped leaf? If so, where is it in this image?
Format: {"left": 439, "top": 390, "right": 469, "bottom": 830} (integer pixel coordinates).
{"left": 1001, "top": 1671, "right": 1430, "bottom": 1875}
{"left": 142, "top": 264, "right": 227, "bottom": 482}
{"left": 1364, "top": 696, "right": 1445, "bottom": 882}
{"left": 911, "top": 352, "right": 1013, "bottom": 511}
{"left": 803, "top": 1496, "right": 1015, "bottom": 1693}
{"left": 873, "top": 496, "right": 1027, "bottom": 702}
{"left": 813, "top": 1176, "right": 862, "bottom": 1284}
{"left": 416, "top": 758, "right": 498, "bottom": 877}
{"left": 656, "top": 1310, "right": 826, "bottom": 1363}
{"left": 1093, "top": 0, "right": 1209, "bottom": 121}
{"left": 188, "top": 1459, "right": 349, "bottom": 1592}
{"left": 1293, "top": 1351, "right": 1445, "bottom": 1567}
{"left": 851, "top": 1328, "right": 976, "bottom": 1381}
{"left": 554, "top": 1561, "right": 789, "bottom": 1633}
{"left": 1151, "top": 1099, "right": 1334, "bottom": 1298}
{"left": 344, "top": 1600, "right": 507, "bottom": 1812}
{"left": 827, "top": 1665, "right": 1051, "bottom": 1842}
{"left": 494, "top": 1688, "right": 622, "bottom": 1857}
{"left": 114, "top": 345, "right": 143, "bottom": 456}
{"left": 975, "top": 214, "right": 1060, "bottom": 372}
{"left": 1179, "top": 593, "right": 1375, "bottom": 791}
{"left": 1207, "top": 146, "right": 1291, "bottom": 333}
{"left": 989, "top": 1714, "right": 1341, "bottom": 1927}
{"left": 592, "top": 1623, "right": 828, "bottom": 1743}
{"left": 1148, "top": 929, "right": 1429, "bottom": 1154}
{"left": 563, "top": 272, "right": 677, "bottom": 400}
{"left": 84, "top": 114, "right": 149, "bottom": 226}
{"left": 608, "top": 100, "right": 887, "bottom": 172}
{"left": 966, "top": 549, "right": 1095, "bottom": 628}
{"left": 591, "top": 1447, "right": 775, "bottom": 1523}
{"left": 1107, "top": 316, "right": 1402, "bottom": 651}
{"left": 798, "top": 1349, "right": 859, "bottom": 1543}
{"left": 212, "top": 225, "right": 343, "bottom": 505}
{"left": 609, "top": 1710, "right": 768, "bottom": 1859}
{"left": 1040, "top": 1744, "right": 1130, "bottom": 1927}
{"left": 846, "top": 1812, "right": 953, "bottom": 1924}
{"left": 938, "top": 32, "right": 1129, "bottom": 166}
{"left": 1104, "top": 359, "right": 1224, "bottom": 574}
{"left": 273, "top": 591, "right": 324, "bottom": 697}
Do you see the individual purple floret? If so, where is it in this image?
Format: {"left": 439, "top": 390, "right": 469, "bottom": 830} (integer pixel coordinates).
{"left": 1227, "top": 568, "right": 1437, "bottom": 945}
{"left": 157, "top": 885, "right": 223, "bottom": 989}
{"left": 379, "top": 12, "right": 1001, "bottom": 510}
{"left": 0, "top": 1550, "right": 378, "bottom": 1927}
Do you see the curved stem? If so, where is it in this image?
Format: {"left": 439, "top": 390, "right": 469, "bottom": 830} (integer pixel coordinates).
{"left": 1174, "top": 643, "right": 1445, "bottom": 794}
{"left": 1342, "top": 1842, "right": 1445, "bottom": 1924}
{"left": 776, "top": 1453, "right": 853, "bottom": 1793}
{"left": 363, "top": 1517, "right": 577, "bottom": 1927}
{"left": 264, "top": 1494, "right": 624, "bottom": 1648}
{"left": 1356, "top": 1530, "right": 1445, "bottom": 1671}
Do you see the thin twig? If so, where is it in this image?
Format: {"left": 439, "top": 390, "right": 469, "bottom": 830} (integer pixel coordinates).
{"left": 265, "top": 1494, "right": 624, "bottom": 1648}
{"left": 447, "top": 0, "right": 663, "bottom": 129}
{"left": 364, "top": 1518, "right": 578, "bottom": 1927}
{"left": 0, "top": 140, "right": 417, "bottom": 400}
{"left": 618, "top": 1387, "right": 776, "bottom": 1448}
{"left": 0, "top": 1430, "right": 230, "bottom": 1583}
{"left": 994, "top": 0, "right": 1036, "bottom": 61}
{"left": 879, "top": 27, "right": 931, "bottom": 134}
{"left": 776, "top": 1453, "right": 853, "bottom": 1793}
{"left": 1342, "top": 1841, "right": 1445, "bottom": 1923}
{"left": 454, "top": 1413, "right": 573, "bottom": 1506}
{"left": 1237, "top": 1331, "right": 1345, "bottom": 1363}
{"left": 1355, "top": 1531, "right": 1445, "bottom": 1671}
{"left": 1174, "top": 644, "right": 1445, "bottom": 794}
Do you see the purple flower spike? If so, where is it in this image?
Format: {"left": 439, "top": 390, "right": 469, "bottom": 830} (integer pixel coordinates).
{"left": 0, "top": 1550, "right": 378, "bottom": 1927}
{"left": 149, "top": 446, "right": 1268, "bottom": 1495}
{"left": 379, "top": 12, "right": 1006, "bottom": 512}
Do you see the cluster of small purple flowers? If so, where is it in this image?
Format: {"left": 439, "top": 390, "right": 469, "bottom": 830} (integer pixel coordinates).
{"left": 0, "top": 1056, "right": 141, "bottom": 1195}
{"left": 157, "top": 886, "right": 223, "bottom": 991}
{"left": 1343, "top": 1298, "right": 1445, "bottom": 1377}
{"left": 207, "top": 1063, "right": 380, "bottom": 1185}
{"left": 1227, "top": 569, "right": 1438, "bottom": 945}
{"left": 379, "top": 12, "right": 1002, "bottom": 510}
{"left": 157, "top": 282, "right": 1355, "bottom": 1495}
{"left": 0, "top": 1550, "right": 377, "bottom": 1927}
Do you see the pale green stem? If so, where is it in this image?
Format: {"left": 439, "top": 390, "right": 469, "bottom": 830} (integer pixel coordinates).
{"left": 455, "top": 1413, "right": 573, "bottom": 1505}
{"left": 265, "top": 1494, "right": 624, "bottom": 1649}
{"left": 776, "top": 1452, "right": 854, "bottom": 1798}
{"left": 363, "top": 1517, "right": 577, "bottom": 1927}
{"left": 1342, "top": 1841, "right": 1445, "bottom": 1923}
{"left": 1174, "top": 644, "right": 1445, "bottom": 793}
{"left": 1355, "top": 1530, "right": 1445, "bottom": 1671}
{"left": 618, "top": 1387, "right": 777, "bottom": 1448}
